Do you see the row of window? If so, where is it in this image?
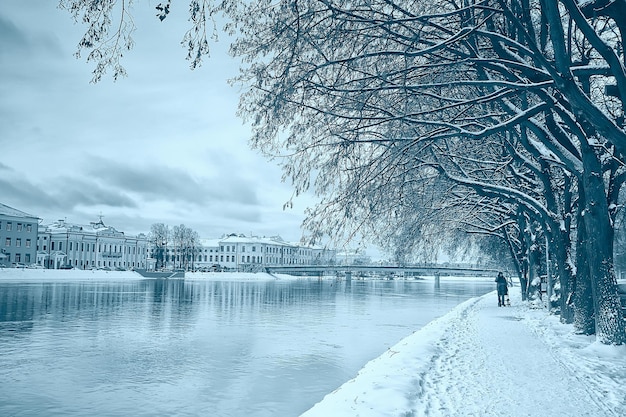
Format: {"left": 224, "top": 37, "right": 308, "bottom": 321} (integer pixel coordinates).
{"left": 65, "top": 260, "right": 145, "bottom": 268}
{"left": 3, "top": 253, "right": 31, "bottom": 263}
{"left": 152, "top": 245, "right": 314, "bottom": 257}
{"left": 217, "top": 245, "right": 311, "bottom": 255}
{"left": 5, "top": 238, "right": 31, "bottom": 248}
{"left": 0, "top": 222, "right": 33, "bottom": 233}
{"left": 38, "top": 241, "right": 146, "bottom": 254}
{"left": 196, "top": 255, "right": 305, "bottom": 264}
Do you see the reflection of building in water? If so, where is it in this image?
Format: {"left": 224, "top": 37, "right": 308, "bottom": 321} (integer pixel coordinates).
{"left": 37, "top": 217, "right": 149, "bottom": 270}
{"left": 150, "top": 234, "right": 337, "bottom": 272}
{"left": 0, "top": 203, "right": 39, "bottom": 267}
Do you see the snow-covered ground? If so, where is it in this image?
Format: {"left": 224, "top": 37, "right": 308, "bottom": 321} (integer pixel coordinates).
{"left": 0, "top": 269, "right": 300, "bottom": 282}
{"left": 185, "top": 271, "right": 302, "bottom": 281}
{"left": 301, "top": 288, "right": 626, "bottom": 417}
{"left": 0, "top": 268, "right": 141, "bottom": 281}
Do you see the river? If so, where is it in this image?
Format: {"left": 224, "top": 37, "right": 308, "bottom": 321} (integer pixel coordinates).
{"left": 0, "top": 274, "right": 493, "bottom": 416}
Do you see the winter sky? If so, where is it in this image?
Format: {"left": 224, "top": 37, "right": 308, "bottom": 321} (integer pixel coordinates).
{"left": 0, "top": 2, "right": 315, "bottom": 242}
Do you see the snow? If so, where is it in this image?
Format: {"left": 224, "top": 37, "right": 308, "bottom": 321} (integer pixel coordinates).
{"left": 0, "top": 269, "right": 303, "bottom": 282}
{"left": 301, "top": 288, "right": 626, "bottom": 417}
{"left": 185, "top": 271, "right": 302, "bottom": 281}
{"left": 0, "top": 268, "right": 141, "bottom": 282}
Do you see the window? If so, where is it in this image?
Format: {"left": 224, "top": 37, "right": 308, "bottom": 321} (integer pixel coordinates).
{"left": 25, "top": 254, "right": 30, "bottom": 263}
{"left": 252, "top": 246, "right": 256, "bottom": 252}
{"left": 17, "top": 223, "right": 22, "bottom": 232}
{"left": 26, "top": 224, "right": 32, "bottom": 232}
{"left": 51, "top": 242, "right": 55, "bottom": 250}
{"left": 15, "top": 254, "right": 21, "bottom": 262}
{"left": 242, "top": 246, "right": 246, "bottom": 252}
{"left": 69, "top": 242, "right": 73, "bottom": 251}
{"left": 26, "top": 239, "right": 31, "bottom": 248}
{"left": 226, "top": 255, "right": 230, "bottom": 262}
{"left": 16, "top": 239, "right": 21, "bottom": 247}
{"left": 5, "top": 238, "right": 10, "bottom": 246}
{"left": 59, "top": 242, "right": 63, "bottom": 251}
{"left": 6, "top": 222, "right": 12, "bottom": 231}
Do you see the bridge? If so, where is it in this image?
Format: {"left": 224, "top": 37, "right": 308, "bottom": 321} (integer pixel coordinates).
{"left": 265, "top": 264, "right": 500, "bottom": 278}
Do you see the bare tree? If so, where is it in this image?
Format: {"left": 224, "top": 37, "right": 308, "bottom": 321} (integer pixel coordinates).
{"left": 149, "top": 223, "right": 170, "bottom": 269}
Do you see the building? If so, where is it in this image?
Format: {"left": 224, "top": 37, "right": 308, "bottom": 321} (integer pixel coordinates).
{"left": 162, "top": 234, "right": 337, "bottom": 272}
{"left": 0, "top": 203, "right": 39, "bottom": 267}
{"left": 37, "top": 218, "right": 149, "bottom": 270}
{"left": 334, "top": 249, "right": 372, "bottom": 266}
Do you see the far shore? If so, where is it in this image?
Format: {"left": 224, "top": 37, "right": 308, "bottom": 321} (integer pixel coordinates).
{"left": 0, "top": 268, "right": 495, "bottom": 283}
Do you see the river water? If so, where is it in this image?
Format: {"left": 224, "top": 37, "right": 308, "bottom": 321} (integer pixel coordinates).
{"left": 0, "top": 275, "right": 492, "bottom": 416}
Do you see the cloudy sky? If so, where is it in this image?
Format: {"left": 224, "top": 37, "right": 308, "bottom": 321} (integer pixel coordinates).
{"left": 0, "top": 2, "right": 317, "bottom": 243}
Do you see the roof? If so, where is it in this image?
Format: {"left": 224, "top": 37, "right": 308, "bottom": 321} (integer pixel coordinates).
{"left": 219, "top": 234, "right": 294, "bottom": 247}
{"left": 0, "top": 203, "right": 38, "bottom": 220}
{"left": 40, "top": 218, "right": 145, "bottom": 240}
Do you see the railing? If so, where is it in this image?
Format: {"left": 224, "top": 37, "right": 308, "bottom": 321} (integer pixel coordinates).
{"left": 265, "top": 264, "right": 499, "bottom": 277}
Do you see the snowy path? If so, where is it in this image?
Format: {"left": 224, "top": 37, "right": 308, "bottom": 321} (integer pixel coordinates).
{"left": 413, "top": 297, "right": 609, "bottom": 416}
{"left": 301, "top": 290, "right": 626, "bottom": 417}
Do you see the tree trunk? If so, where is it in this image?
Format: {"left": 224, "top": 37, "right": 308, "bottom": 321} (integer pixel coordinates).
{"left": 580, "top": 146, "right": 626, "bottom": 344}
{"left": 573, "top": 203, "right": 595, "bottom": 335}
{"left": 517, "top": 213, "right": 530, "bottom": 301}
{"left": 550, "top": 228, "right": 575, "bottom": 323}
{"left": 521, "top": 223, "right": 541, "bottom": 303}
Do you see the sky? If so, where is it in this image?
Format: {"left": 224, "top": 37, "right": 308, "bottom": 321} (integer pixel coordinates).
{"left": 0, "top": 1, "right": 316, "bottom": 243}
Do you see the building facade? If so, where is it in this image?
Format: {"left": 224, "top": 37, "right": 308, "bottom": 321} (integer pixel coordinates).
{"left": 0, "top": 203, "right": 39, "bottom": 267}
{"left": 148, "top": 234, "right": 337, "bottom": 272}
{"left": 37, "top": 218, "right": 149, "bottom": 270}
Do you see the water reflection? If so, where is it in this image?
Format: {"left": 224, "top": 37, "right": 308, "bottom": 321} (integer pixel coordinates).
{"left": 0, "top": 276, "right": 492, "bottom": 416}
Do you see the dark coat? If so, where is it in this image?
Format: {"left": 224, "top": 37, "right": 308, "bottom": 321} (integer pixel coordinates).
{"left": 495, "top": 275, "right": 508, "bottom": 296}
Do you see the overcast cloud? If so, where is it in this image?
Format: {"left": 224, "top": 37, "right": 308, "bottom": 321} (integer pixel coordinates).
{"left": 0, "top": 2, "right": 313, "bottom": 242}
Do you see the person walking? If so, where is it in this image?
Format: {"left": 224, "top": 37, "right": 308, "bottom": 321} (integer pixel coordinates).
{"left": 495, "top": 271, "right": 508, "bottom": 307}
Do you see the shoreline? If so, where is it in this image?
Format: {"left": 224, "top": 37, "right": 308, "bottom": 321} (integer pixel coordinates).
{"left": 0, "top": 268, "right": 495, "bottom": 283}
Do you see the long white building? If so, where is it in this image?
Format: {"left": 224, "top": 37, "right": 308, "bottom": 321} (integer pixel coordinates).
{"left": 149, "top": 234, "right": 336, "bottom": 272}
{"left": 205, "top": 234, "right": 335, "bottom": 272}
{"left": 37, "top": 218, "right": 149, "bottom": 270}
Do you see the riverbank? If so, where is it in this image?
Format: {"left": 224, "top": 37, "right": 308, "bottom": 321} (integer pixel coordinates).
{"left": 300, "top": 288, "right": 626, "bottom": 417}
{"left": 0, "top": 268, "right": 297, "bottom": 282}
{"left": 0, "top": 268, "right": 495, "bottom": 283}
{"left": 0, "top": 268, "right": 141, "bottom": 281}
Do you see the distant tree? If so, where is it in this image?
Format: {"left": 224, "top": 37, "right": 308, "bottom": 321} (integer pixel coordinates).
{"left": 172, "top": 223, "right": 200, "bottom": 270}
{"left": 149, "top": 223, "right": 170, "bottom": 269}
